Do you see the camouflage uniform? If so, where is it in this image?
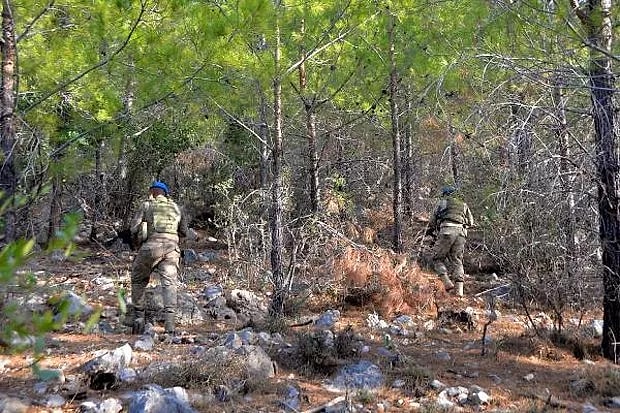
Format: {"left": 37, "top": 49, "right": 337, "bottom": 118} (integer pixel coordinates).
{"left": 129, "top": 194, "right": 188, "bottom": 333}
{"left": 430, "top": 193, "right": 474, "bottom": 293}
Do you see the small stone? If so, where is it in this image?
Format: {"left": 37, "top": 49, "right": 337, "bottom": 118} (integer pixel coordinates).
{"left": 469, "top": 390, "right": 491, "bottom": 405}
{"left": 392, "top": 379, "right": 406, "bottom": 388}
{"left": 423, "top": 320, "right": 435, "bottom": 331}
{"left": 523, "top": 373, "right": 535, "bottom": 382}
{"left": 582, "top": 402, "right": 600, "bottom": 413}
{"left": 435, "top": 351, "right": 451, "bottom": 361}
{"left": 430, "top": 379, "right": 446, "bottom": 390}
{"left": 119, "top": 368, "right": 137, "bottom": 382}
{"left": 0, "top": 396, "right": 30, "bottom": 413}
{"left": 45, "top": 394, "right": 65, "bottom": 408}
{"left": 606, "top": 396, "right": 620, "bottom": 408}
{"left": 134, "top": 335, "right": 154, "bottom": 351}
{"left": 488, "top": 374, "right": 502, "bottom": 384}
{"left": 224, "top": 332, "right": 243, "bottom": 350}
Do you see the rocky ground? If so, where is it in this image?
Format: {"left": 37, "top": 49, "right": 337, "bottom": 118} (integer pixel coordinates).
{"left": 0, "top": 234, "right": 619, "bottom": 413}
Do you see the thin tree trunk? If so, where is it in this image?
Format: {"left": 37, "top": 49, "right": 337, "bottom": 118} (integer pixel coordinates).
{"left": 257, "top": 82, "right": 269, "bottom": 190}
{"left": 388, "top": 12, "right": 403, "bottom": 253}
{"left": 270, "top": 18, "right": 286, "bottom": 316}
{"left": 553, "top": 76, "right": 578, "bottom": 258}
{"left": 403, "top": 88, "right": 415, "bottom": 220}
{"left": 0, "top": 0, "right": 17, "bottom": 242}
{"left": 47, "top": 175, "right": 61, "bottom": 242}
{"left": 299, "top": 18, "right": 320, "bottom": 213}
{"left": 118, "top": 76, "right": 134, "bottom": 226}
{"left": 90, "top": 139, "right": 105, "bottom": 241}
{"left": 573, "top": 0, "right": 620, "bottom": 362}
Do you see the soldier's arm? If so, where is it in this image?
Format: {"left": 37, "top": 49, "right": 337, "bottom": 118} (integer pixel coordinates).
{"left": 129, "top": 201, "right": 148, "bottom": 234}
{"left": 177, "top": 206, "right": 189, "bottom": 238}
{"left": 465, "top": 204, "right": 474, "bottom": 228}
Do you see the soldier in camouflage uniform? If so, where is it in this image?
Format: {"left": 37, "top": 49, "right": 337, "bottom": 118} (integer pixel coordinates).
{"left": 429, "top": 186, "right": 474, "bottom": 297}
{"left": 128, "top": 181, "right": 188, "bottom": 335}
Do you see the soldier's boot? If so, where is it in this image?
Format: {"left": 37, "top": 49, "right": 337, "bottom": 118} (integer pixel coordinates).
{"left": 440, "top": 274, "right": 455, "bottom": 291}
{"left": 455, "top": 282, "right": 464, "bottom": 297}
{"left": 131, "top": 309, "right": 145, "bottom": 335}
{"left": 163, "top": 310, "right": 176, "bottom": 335}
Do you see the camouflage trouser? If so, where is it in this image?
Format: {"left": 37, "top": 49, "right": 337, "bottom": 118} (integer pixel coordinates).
{"left": 432, "top": 225, "right": 467, "bottom": 283}
{"left": 131, "top": 236, "right": 180, "bottom": 332}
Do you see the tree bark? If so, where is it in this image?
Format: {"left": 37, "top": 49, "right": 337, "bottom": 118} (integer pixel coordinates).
{"left": 388, "top": 12, "right": 403, "bottom": 253}
{"left": 0, "top": 0, "right": 17, "bottom": 242}
{"left": 298, "top": 18, "right": 320, "bottom": 213}
{"left": 573, "top": 0, "right": 620, "bottom": 362}
{"left": 257, "top": 82, "right": 269, "bottom": 190}
{"left": 269, "top": 18, "right": 286, "bottom": 316}
{"left": 553, "top": 75, "right": 578, "bottom": 260}
{"left": 403, "top": 87, "right": 415, "bottom": 219}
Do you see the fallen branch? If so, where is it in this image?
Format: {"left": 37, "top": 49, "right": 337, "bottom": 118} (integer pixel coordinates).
{"left": 474, "top": 283, "right": 511, "bottom": 298}
{"left": 302, "top": 396, "right": 346, "bottom": 413}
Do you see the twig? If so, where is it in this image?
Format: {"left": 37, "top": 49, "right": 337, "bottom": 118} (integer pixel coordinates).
{"left": 301, "top": 396, "right": 346, "bottom": 413}
{"left": 473, "top": 283, "right": 511, "bottom": 298}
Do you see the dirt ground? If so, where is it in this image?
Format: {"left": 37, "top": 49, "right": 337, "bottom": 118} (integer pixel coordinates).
{"left": 1, "top": 240, "right": 618, "bottom": 413}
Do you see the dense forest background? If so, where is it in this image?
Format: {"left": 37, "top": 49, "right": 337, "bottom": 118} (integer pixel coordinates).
{"left": 1, "top": 0, "right": 620, "bottom": 364}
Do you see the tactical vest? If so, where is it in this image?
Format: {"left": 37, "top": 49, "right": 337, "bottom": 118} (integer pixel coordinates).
{"left": 146, "top": 196, "right": 181, "bottom": 235}
{"left": 437, "top": 197, "right": 467, "bottom": 225}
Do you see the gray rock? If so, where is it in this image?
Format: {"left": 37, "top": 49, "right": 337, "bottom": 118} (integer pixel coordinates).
{"left": 393, "top": 315, "right": 414, "bottom": 327}
{"left": 224, "top": 333, "right": 243, "bottom": 350}
{"left": 58, "top": 291, "right": 94, "bottom": 317}
{"left": 182, "top": 249, "right": 198, "bottom": 265}
{"left": 79, "top": 398, "right": 123, "bottom": 413}
{"left": 234, "top": 345, "right": 276, "bottom": 378}
{"left": 135, "top": 336, "right": 155, "bottom": 352}
{"left": 315, "top": 310, "right": 341, "bottom": 328}
{"left": 204, "top": 285, "right": 224, "bottom": 302}
{"left": 198, "top": 251, "right": 219, "bottom": 262}
{"left": 81, "top": 344, "right": 132, "bottom": 390}
{"left": 468, "top": 388, "right": 490, "bottom": 405}
{"left": 582, "top": 402, "right": 600, "bottom": 413}
{"left": 281, "top": 385, "right": 300, "bottom": 411}
{"left": 226, "top": 289, "right": 268, "bottom": 325}
{"left": 430, "top": 379, "right": 446, "bottom": 390}
{"left": 605, "top": 396, "right": 620, "bottom": 408}
{"left": 128, "top": 385, "right": 197, "bottom": 413}
{"left": 488, "top": 374, "right": 502, "bottom": 384}
{"left": 435, "top": 350, "right": 451, "bottom": 361}
{"left": 119, "top": 368, "right": 137, "bottom": 382}
{"left": 45, "top": 394, "right": 65, "bottom": 408}
{"left": 591, "top": 320, "right": 604, "bottom": 338}
{"left": 238, "top": 328, "right": 255, "bottom": 345}
{"left": 328, "top": 360, "right": 384, "bottom": 392}
{"left": 392, "top": 379, "right": 406, "bottom": 388}
{"left": 0, "top": 396, "right": 30, "bottom": 413}
{"left": 366, "top": 313, "right": 389, "bottom": 330}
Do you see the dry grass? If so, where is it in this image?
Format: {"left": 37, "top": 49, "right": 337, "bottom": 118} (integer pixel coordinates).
{"left": 328, "top": 246, "right": 439, "bottom": 317}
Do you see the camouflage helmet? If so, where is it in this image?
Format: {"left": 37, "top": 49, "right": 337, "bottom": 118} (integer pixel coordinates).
{"left": 441, "top": 185, "right": 457, "bottom": 196}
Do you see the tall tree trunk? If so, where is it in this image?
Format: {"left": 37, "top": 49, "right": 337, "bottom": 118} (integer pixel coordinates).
{"left": 574, "top": 0, "right": 620, "bottom": 362}
{"left": 89, "top": 139, "right": 105, "bottom": 241}
{"left": 298, "top": 18, "right": 320, "bottom": 213}
{"left": 553, "top": 76, "right": 578, "bottom": 260}
{"left": 388, "top": 12, "right": 403, "bottom": 253}
{"left": 257, "top": 82, "right": 269, "bottom": 190}
{"left": 403, "top": 88, "right": 415, "bottom": 220}
{"left": 118, "top": 76, "right": 135, "bottom": 226}
{"left": 47, "top": 174, "right": 62, "bottom": 242}
{"left": 0, "top": 0, "right": 17, "bottom": 242}
{"left": 269, "top": 17, "right": 286, "bottom": 316}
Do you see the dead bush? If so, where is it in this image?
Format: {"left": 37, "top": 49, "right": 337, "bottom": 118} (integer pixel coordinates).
{"left": 329, "top": 246, "right": 438, "bottom": 317}
{"left": 141, "top": 352, "right": 245, "bottom": 390}
{"left": 278, "top": 327, "right": 359, "bottom": 375}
